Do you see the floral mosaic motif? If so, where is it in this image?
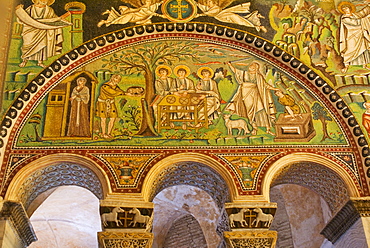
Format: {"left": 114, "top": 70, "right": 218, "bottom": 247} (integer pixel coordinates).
{"left": 229, "top": 238, "right": 275, "bottom": 248}
{"left": 330, "top": 153, "right": 360, "bottom": 182}
{"left": 6, "top": 154, "right": 34, "bottom": 180}
{"left": 103, "top": 239, "right": 149, "bottom": 248}
{"left": 98, "top": 232, "right": 153, "bottom": 248}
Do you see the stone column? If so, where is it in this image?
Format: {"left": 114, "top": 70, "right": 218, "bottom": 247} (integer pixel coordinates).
{"left": 321, "top": 198, "right": 370, "bottom": 247}
{"left": 224, "top": 202, "right": 278, "bottom": 248}
{"left": 97, "top": 198, "right": 154, "bottom": 248}
{"left": 0, "top": 200, "right": 37, "bottom": 248}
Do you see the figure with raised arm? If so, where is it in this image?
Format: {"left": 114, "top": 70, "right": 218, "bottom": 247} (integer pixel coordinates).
{"left": 226, "top": 61, "right": 279, "bottom": 135}
{"left": 339, "top": 1, "right": 370, "bottom": 73}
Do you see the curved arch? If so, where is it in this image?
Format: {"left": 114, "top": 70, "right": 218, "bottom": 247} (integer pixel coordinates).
{"left": 0, "top": 22, "right": 368, "bottom": 205}
{"left": 263, "top": 153, "right": 360, "bottom": 203}
{"left": 5, "top": 153, "right": 110, "bottom": 207}
{"left": 29, "top": 185, "right": 101, "bottom": 248}
{"left": 152, "top": 185, "right": 222, "bottom": 248}
{"left": 142, "top": 153, "right": 236, "bottom": 202}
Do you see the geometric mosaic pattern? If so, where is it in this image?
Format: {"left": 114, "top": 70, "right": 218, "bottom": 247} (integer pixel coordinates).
{"left": 18, "top": 163, "right": 103, "bottom": 209}
{"left": 149, "top": 161, "right": 231, "bottom": 209}
{"left": 271, "top": 162, "right": 350, "bottom": 214}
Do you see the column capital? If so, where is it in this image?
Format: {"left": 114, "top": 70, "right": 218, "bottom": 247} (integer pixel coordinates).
{"left": 98, "top": 232, "right": 153, "bottom": 248}
{"left": 225, "top": 202, "right": 277, "bottom": 230}
{"left": 321, "top": 198, "right": 370, "bottom": 243}
{"left": 98, "top": 201, "right": 154, "bottom": 248}
{"left": 0, "top": 200, "right": 37, "bottom": 247}
{"left": 224, "top": 230, "right": 277, "bottom": 248}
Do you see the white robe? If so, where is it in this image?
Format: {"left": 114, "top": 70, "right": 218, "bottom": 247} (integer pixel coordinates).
{"left": 226, "top": 68, "right": 276, "bottom": 128}
{"left": 197, "top": 3, "right": 262, "bottom": 31}
{"left": 103, "top": 3, "right": 160, "bottom": 26}
{"left": 16, "top": 5, "right": 70, "bottom": 62}
{"left": 340, "top": 6, "right": 370, "bottom": 65}
{"left": 174, "top": 78, "right": 195, "bottom": 92}
{"left": 196, "top": 78, "right": 220, "bottom": 120}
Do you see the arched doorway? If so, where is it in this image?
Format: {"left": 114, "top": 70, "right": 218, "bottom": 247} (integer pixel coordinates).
{"left": 269, "top": 161, "right": 351, "bottom": 248}
{"left": 149, "top": 161, "right": 232, "bottom": 248}
{"left": 4, "top": 157, "right": 107, "bottom": 248}
{"left": 153, "top": 185, "right": 218, "bottom": 248}
{"left": 28, "top": 185, "right": 101, "bottom": 248}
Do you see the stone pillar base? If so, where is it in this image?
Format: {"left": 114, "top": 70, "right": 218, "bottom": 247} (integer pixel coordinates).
{"left": 224, "top": 230, "right": 277, "bottom": 248}
{"left": 98, "top": 231, "right": 153, "bottom": 248}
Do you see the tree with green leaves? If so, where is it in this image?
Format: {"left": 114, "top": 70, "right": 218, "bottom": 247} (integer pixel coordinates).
{"left": 311, "top": 102, "right": 332, "bottom": 142}
{"left": 29, "top": 113, "right": 42, "bottom": 142}
{"left": 102, "top": 41, "right": 201, "bottom": 136}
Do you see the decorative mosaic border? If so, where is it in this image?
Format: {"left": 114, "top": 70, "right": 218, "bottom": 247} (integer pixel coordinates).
{"left": 329, "top": 152, "right": 360, "bottom": 184}
{"left": 94, "top": 154, "right": 160, "bottom": 189}
{"left": 217, "top": 153, "right": 276, "bottom": 191}
{"left": 0, "top": 22, "right": 368, "bottom": 185}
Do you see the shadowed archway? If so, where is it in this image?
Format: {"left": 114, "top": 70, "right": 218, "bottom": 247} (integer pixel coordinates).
{"left": 150, "top": 161, "right": 231, "bottom": 248}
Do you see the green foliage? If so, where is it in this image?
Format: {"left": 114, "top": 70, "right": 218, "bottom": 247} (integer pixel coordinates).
{"left": 160, "top": 127, "right": 222, "bottom": 141}
{"left": 122, "top": 105, "right": 141, "bottom": 131}
{"left": 329, "top": 130, "right": 345, "bottom": 143}
{"left": 202, "top": 129, "right": 222, "bottom": 140}
{"left": 19, "top": 134, "right": 34, "bottom": 144}
{"left": 311, "top": 102, "right": 332, "bottom": 121}
{"left": 29, "top": 113, "right": 42, "bottom": 125}
{"left": 101, "top": 41, "right": 201, "bottom": 74}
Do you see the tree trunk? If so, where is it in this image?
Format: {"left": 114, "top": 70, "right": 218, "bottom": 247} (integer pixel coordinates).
{"left": 136, "top": 70, "right": 158, "bottom": 136}
{"left": 33, "top": 125, "right": 42, "bottom": 142}
{"left": 320, "top": 117, "right": 332, "bottom": 142}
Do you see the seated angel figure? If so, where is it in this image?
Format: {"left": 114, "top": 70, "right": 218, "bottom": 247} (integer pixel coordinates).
{"left": 196, "top": 0, "right": 267, "bottom": 32}
{"left": 98, "top": 0, "right": 163, "bottom": 27}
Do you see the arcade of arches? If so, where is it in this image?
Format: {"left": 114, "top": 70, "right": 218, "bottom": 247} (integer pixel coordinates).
{"left": 1, "top": 0, "right": 370, "bottom": 247}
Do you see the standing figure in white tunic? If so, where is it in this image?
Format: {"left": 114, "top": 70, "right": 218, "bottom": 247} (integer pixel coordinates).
{"left": 339, "top": 1, "right": 370, "bottom": 73}
{"left": 15, "top": 0, "right": 71, "bottom": 68}
{"left": 226, "top": 61, "right": 279, "bottom": 136}
{"left": 97, "top": 0, "right": 163, "bottom": 27}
